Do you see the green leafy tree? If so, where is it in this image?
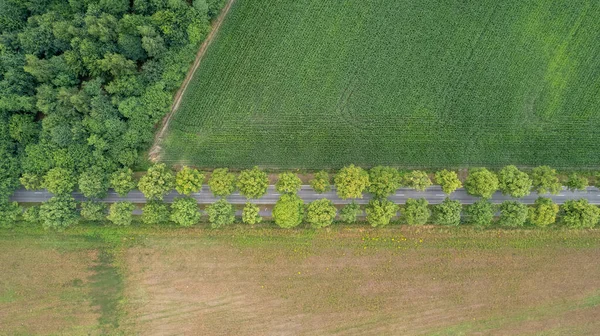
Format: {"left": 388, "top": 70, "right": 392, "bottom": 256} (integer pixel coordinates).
{"left": 20, "top": 173, "right": 43, "bottom": 190}
{"left": 433, "top": 198, "right": 462, "bottom": 226}
{"left": 39, "top": 195, "right": 79, "bottom": 230}
{"left": 464, "top": 168, "right": 498, "bottom": 198}
{"left": 368, "top": 166, "right": 401, "bottom": 198}
{"left": 237, "top": 166, "right": 268, "bottom": 199}
{"left": 138, "top": 163, "right": 175, "bottom": 201}
{"left": 497, "top": 201, "right": 528, "bottom": 227}
{"left": 531, "top": 166, "right": 561, "bottom": 195}
{"left": 107, "top": 201, "right": 135, "bottom": 226}
{"left": 22, "top": 206, "right": 41, "bottom": 226}
{"left": 0, "top": 201, "right": 20, "bottom": 228}
{"left": 528, "top": 197, "right": 559, "bottom": 227}
{"left": 206, "top": 199, "right": 235, "bottom": 229}
{"left": 498, "top": 165, "right": 532, "bottom": 198}
{"left": 565, "top": 173, "right": 588, "bottom": 192}
{"left": 305, "top": 199, "right": 337, "bottom": 229}
{"left": 142, "top": 201, "right": 170, "bottom": 225}
{"left": 404, "top": 170, "right": 432, "bottom": 192}
{"left": 78, "top": 166, "right": 109, "bottom": 199}
{"left": 273, "top": 194, "right": 304, "bottom": 229}
{"left": 434, "top": 170, "right": 462, "bottom": 194}
{"left": 170, "top": 197, "right": 201, "bottom": 227}
{"left": 110, "top": 168, "right": 136, "bottom": 197}
{"left": 561, "top": 199, "right": 600, "bottom": 229}
{"left": 310, "top": 170, "right": 331, "bottom": 193}
{"left": 339, "top": 201, "right": 362, "bottom": 224}
{"left": 175, "top": 166, "right": 204, "bottom": 195}
{"left": 365, "top": 199, "right": 398, "bottom": 227}
{"left": 208, "top": 168, "right": 236, "bottom": 197}
{"left": 465, "top": 199, "right": 495, "bottom": 227}
{"left": 242, "top": 202, "right": 262, "bottom": 225}
{"left": 402, "top": 198, "right": 430, "bottom": 225}
{"left": 43, "top": 167, "right": 76, "bottom": 195}
{"left": 276, "top": 172, "right": 302, "bottom": 194}
{"left": 334, "top": 165, "right": 370, "bottom": 199}
{"left": 80, "top": 201, "right": 107, "bottom": 222}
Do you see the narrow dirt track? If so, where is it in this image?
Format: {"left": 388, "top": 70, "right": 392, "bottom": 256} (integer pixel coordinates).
{"left": 149, "top": 0, "right": 237, "bottom": 161}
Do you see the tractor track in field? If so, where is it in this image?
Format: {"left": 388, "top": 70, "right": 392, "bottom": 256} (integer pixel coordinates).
{"left": 149, "top": 0, "right": 237, "bottom": 162}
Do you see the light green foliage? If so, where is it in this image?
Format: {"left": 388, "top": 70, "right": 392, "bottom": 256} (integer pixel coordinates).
{"left": 276, "top": 172, "right": 302, "bottom": 194}
{"left": 206, "top": 199, "right": 235, "bottom": 228}
{"left": 404, "top": 170, "right": 432, "bottom": 192}
{"left": 0, "top": 201, "right": 20, "bottom": 228}
{"left": 465, "top": 199, "right": 495, "bottom": 227}
{"left": 305, "top": 199, "right": 337, "bottom": 229}
{"left": 170, "top": 197, "right": 201, "bottom": 227}
{"left": 107, "top": 201, "right": 135, "bottom": 226}
{"left": 142, "top": 201, "right": 170, "bottom": 225}
{"left": 561, "top": 199, "right": 600, "bottom": 229}
{"left": 310, "top": 170, "right": 331, "bottom": 193}
{"left": 339, "top": 201, "right": 362, "bottom": 224}
{"left": 528, "top": 197, "right": 559, "bottom": 227}
{"left": 464, "top": 168, "right": 498, "bottom": 199}
{"left": 273, "top": 194, "right": 304, "bottom": 229}
{"left": 433, "top": 198, "right": 462, "bottom": 226}
{"left": 402, "top": 198, "right": 430, "bottom": 226}
{"left": 78, "top": 166, "right": 109, "bottom": 199}
{"left": 334, "top": 165, "right": 370, "bottom": 199}
{"left": 531, "top": 166, "right": 561, "bottom": 195}
{"left": 565, "top": 173, "right": 588, "bottom": 192}
{"left": 365, "top": 199, "right": 398, "bottom": 227}
{"left": 498, "top": 165, "right": 531, "bottom": 198}
{"left": 237, "top": 166, "right": 268, "bottom": 199}
{"left": 20, "top": 173, "right": 42, "bottom": 190}
{"left": 80, "top": 201, "right": 107, "bottom": 222}
{"left": 110, "top": 168, "right": 136, "bottom": 197}
{"left": 43, "top": 167, "right": 76, "bottom": 195}
{"left": 138, "top": 163, "right": 175, "bottom": 201}
{"left": 175, "top": 166, "right": 204, "bottom": 195}
{"left": 242, "top": 202, "right": 262, "bottom": 225}
{"left": 368, "top": 166, "right": 401, "bottom": 198}
{"left": 498, "top": 201, "right": 528, "bottom": 227}
{"left": 435, "top": 170, "right": 462, "bottom": 194}
{"left": 22, "top": 206, "right": 41, "bottom": 226}
{"left": 208, "top": 168, "right": 236, "bottom": 197}
{"left": 39, "top": 195, "right": 79, "bottom": 230}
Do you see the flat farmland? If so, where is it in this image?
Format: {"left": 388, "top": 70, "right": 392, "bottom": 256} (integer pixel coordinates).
{"left": 163, "top": 0, "right": 600, "bottom": 169}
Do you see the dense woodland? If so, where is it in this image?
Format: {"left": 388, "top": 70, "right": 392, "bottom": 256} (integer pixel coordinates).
{"left": 0, "top": 0, "right": 224, "bottom": 215}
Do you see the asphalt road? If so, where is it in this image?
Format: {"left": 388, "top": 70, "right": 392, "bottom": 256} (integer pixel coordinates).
{"left": 10, "top": 185, "right": 600, "bottom": 205}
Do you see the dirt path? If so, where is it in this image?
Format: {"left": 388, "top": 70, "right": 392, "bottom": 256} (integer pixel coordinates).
{"left": 149, "top": 0, "right": 237, "bottom": 162}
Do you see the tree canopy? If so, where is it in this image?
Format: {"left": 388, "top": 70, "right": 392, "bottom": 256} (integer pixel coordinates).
{"left": 368, "top": 166, "right": 401, "bottom": 198}
{"left": 273, "top": 194, "right": 304, "bottom": 228}
{"left": 565, "top": 173, "right": 588, "bottom": 192}
{"left": 175, "top": 166, "right": 204, "bottom": 195}
{"left": 80, "top": 200, "right": 107, "bottom": 222}
{"left": 432, "top": 198, "right": 462, "bottom": 226}
{"left": 404, "top": 170, "right": 432, "bottom": 192}
{"left": 497, "top": 201, "right": 528, "bottom": 227}
{"left": 464, "top": 168, "right": 498, "bottom": 199}
{"left": 434, "top": 170, "right": 462, "bottom": 194}
{"left": 142, "top": 201, "right": 170, "bottom": 225}
{"left": 237, "top": 166, "right": 268, "bottom": 199}
{"left": 107, "top": 201, "right": 135, "bottom": 226}
{"left": 465, "top": 199, "right": 495, "bottom": 227}
{"left": 497, "top": 165, "right": 531, "bottom": 198}
{"left": 276, "top": 172, "right": 302, "bottom": 194}
{"left": 242, "top": 202, "right": 262, "bottom": 225}
{"left": 305, "top": 198, "right": 337, "bottom": 229}
{"left": 339, "top": 201, "right": 362, "bottom": 224}
{"left": 39, "top": 195, "right": 78, "bottom": 230}
{"left": 561, "top": 199, "right": 599, "bottom": 229}
{"left": 310, "top": 170, "right": 330, "bottom": 193}
{"left": 208, "top": 168, "right": 236, "bottom": 197}
{"left": 110, "top": 168, "right": 136, "bottom": 197}
{"left": 402, "top": 198, "right": 431, "bottom": 225}
{"left": 206, "top": 199, "right": 235, "bottom": 228}
{"left": 531, "top": 166, "right": 561, "bottom": 195}
{"left": 528, "top": 197, "right": 559, "bottom": 227}
{"left": 365, "top": 199, "right": 398, "bottom": 227}
{"left": 138, "top": 163, "right": 175, "bottom": 201}
{"left": 334, "top": 165, "right": 370, "bottom": 199}
{"left": 78, "top": 166, "right": 109, "bottom": 199}
{"left": 170, "top": 197, "right": 201, "bottom": 227}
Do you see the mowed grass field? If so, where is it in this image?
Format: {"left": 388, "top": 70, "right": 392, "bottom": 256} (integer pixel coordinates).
{"left": 163, "top": 0, "right": 600, "bottom": 169}
{"left": 2, "top": 227, "right": 600, "bottom": 334}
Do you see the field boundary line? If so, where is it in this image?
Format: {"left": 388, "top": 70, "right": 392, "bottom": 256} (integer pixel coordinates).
{"left": 149, "top": 0, "right": 237, "bottom": 162}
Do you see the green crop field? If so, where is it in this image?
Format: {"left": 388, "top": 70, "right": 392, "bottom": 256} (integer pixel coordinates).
{"left": 163, "top": 0, "right": 600, "bottom": 169}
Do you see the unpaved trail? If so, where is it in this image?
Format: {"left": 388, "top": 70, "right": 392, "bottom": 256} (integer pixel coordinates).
{"left": 149, "top": 0, "right": 237, "bottom": 162}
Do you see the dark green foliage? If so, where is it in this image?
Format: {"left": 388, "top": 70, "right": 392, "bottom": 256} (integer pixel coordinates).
{"left": 561, "top": 199, "right": 600, "bottom": 229}
{"left": 170, "top": 197, "right": 201, "bottom": 227}
{"left": 305, "top": 199, "right": 337, "bottom": 229}
{"left": 368, "top": 166, "right": 401, "bottom": 198}
{"left": 465, "top": 199, "right": 495, "bottom": 227}
{"left": 339, "top": 201, "right": 362, "bottom": 224}
{"left": 80, "top": 201, "right": 107, "bottom": 222}
{"left": 402, "top": 198, "right": 430, "bottom": 226}
{"left": 237, "top": 166, "right": 268, "bottom": 199}
{"left": 0, "top": 201, "right": 20, "bottom": 228}
{"left": 142, "top": 201, "right": 170, "bottom": 225}
{"left": 43, "top": 167, "right": 76, "bottom": 195}
{"left": 497, "top": 165, "right": 531, "bottom": 198}
{"left": 432, "top": 198, "right": 462, "bottom": 226}
{"left": 208, "top": 168, "right": 236, "bottom": 197}
{"left": 39, "top": 195, "right": 79, "bottom": 230}
{"left": 497, "top": 201, "right": 528, "bottom": 227}
{"left": 273, "top": 194, "right": 304, "bottom": 229}
{"left": 365, "top": 199, "right": 398, "bottom": 227}
{"left": 107, "top": 201, "right": 135, "bottom": 226}
{"left": 79, "top": 166, "right": 109, "bottom": 199}
{"left": 464, "top": 168, "right": 498, "bottom": 199}
{"left": 276, "top": 172, "right": 302, "bottom": 195}
{"left": 310, "top": 170, "right": 330, "bottom": 193}
{"left": 565, "top": 173, "right": 588, "bottom": 192}
{"left": 531, "top": 166, "right": 561, "bottom": 195}
{"left": 206, "top": 199, "right": 235, "bottom": 228}
{"left": 22, "top": 205, "right": 41, "bottom": 226}
{"left": 528, "top": 197, "right": 559, "bottom": 227}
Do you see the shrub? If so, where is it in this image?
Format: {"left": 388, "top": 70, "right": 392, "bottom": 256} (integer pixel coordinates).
{"left": 0, "top": 201, "right": 20, "bottom": 228}
{"left": 208, "top": 168, "right": 236, "bottom": 197}
{"left": 435, "top": 169, "right": 462, "bottom": 194}
{"left": 465, "top": 199, "right": 495, "bottom": 227}
{"left": 432, "top": 198, "right": 462, "bottom": 226}
{"left": 528, "top": 197, "right": 559, "bottom": 227}
{"left": 138, "top": 163, "right": 175, "bottom": 201}
{"left": 464, "top": 168, "right": 498, "bottom": 198}
{"left": 110, "top": 168, "right": 136, "bottom": 197}
{"left": 404, "top": 170, "right": 432, "bottom": 192}
{"left": 276, "top": 172, "right": 302, "bottom": 194}
{"left": 170, "top": 197, "right": 201, "bottom": 227}
{"left": 242, "top": 202, "right": 262, "bottom": 225}
{"left": 80, "top": 201, "right": 107, "bottom": 222}
{"left": 142, "top": 201, "right": 170, "bottom": 225}
{"left": 564, "top": 173, "right": 588, "bottom": 192}
{"left": 339, "top": 201, "right": 362, "bottom": 224}
{"left": 365, "top": 199, "right": 398, "bottom": 227}
{"left": 531, "top": 166, "right": 561, "bottom": 195}
{"left": 497, "top": 165, "right": 531, "bottom": 198}
{"left": 175, "top": 166, "right": 204, "bottom": 195}
{"left": 107, "top": 201, "right": 135, "bottom": 226}
{"left": 237, "top": 166, "right": 269, "bottom": 199}
{"left": 368, "top": 166, "right": 401, "bottom": 198}
{"left": 497, "top": 201, "right": 528, "bottom": 227}
{"left": 273, "top": 194, "right": 304, "bottom": 228}
{"left": 310, "top": 170, "right": 331, "bottom": 193}
{"left": 22, "top": 206, "right": 41, "bottom": 226}
{"left": 206, "top": 199, "right": 235, "bottom": 228}
{"left": 305, "top": 199, "right": 337, "bottom": 229}
{"left": 561, "top": 199, "right": 600, "bottom": 229}
{"left": 334, "top": 165, "right": 370, "bottom": 199}
{"left": 402, "top": 198, "right": 430, "bottom": 225}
